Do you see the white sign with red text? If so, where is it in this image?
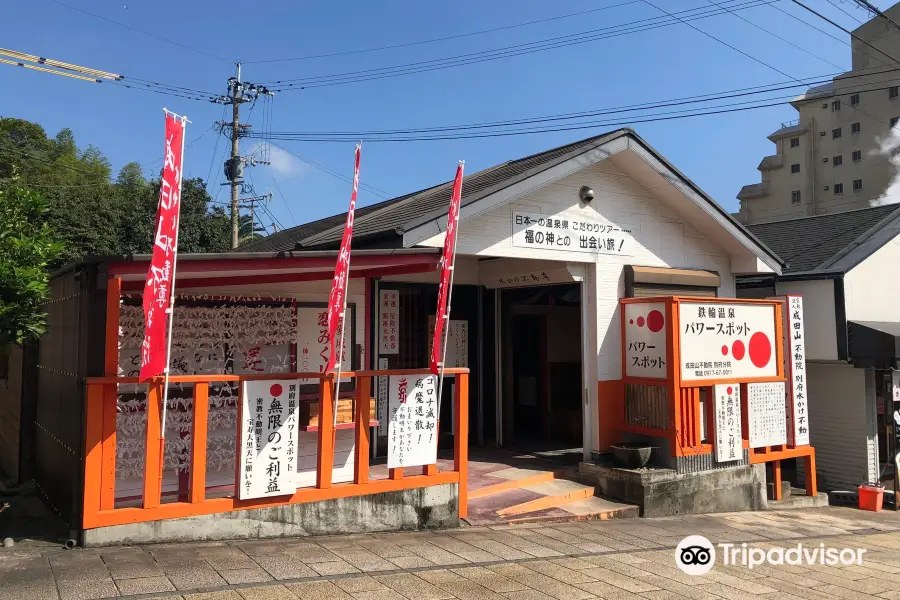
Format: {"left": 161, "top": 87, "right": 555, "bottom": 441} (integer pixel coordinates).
{"left": 511, "top": 211, "right": 634, "bottom": 256}
{"left": 387, "top": 375, "right": 438, "bottom": 469}
{"left": 296, "top": 306, "right": 350, "bottom": 383}
{"left": 679, "top": 302, "right": 778, "bottom": 382}
{"left": 748, "top": 382, "right": 788, "bottom": 448}
{"left": 238, "top": 380, "right": 299, "bottom": 499}
{"left": 714, "top": 383, "right": 742, "bottom": 463}
{"left": 624, "top": 303, "right": 668, "bottom": 378}
{"left": 379, "top": 289, "right": 399, "bottom": 355}
{"left": 784, "top": 296, "right": 810, "bottom": 446}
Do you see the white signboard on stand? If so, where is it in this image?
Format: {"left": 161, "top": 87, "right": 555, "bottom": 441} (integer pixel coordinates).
{"left": 784, "top": 296, "right": 810, "bottom": 446}
{"left": 379, "top": 290, "right": 399, "bottom": 354}
{"left": 624, "top": 302, "right": 668, "bottom": 378}
{"left": 387, "top": 375, "right": 438, "bottom": 469}
{"left": 747, "top": 382, "right": 788, "bottom": 448}
{"left": 679, "top": 302, "right": 778, "bottom": 382}
{"left": 296, "top": 306, "right": 350, "bottom": 382}
{"left": 238, "top": 380, "right": 299, "bottom": 499}
{"left": 713, "top": 383, "right": 742, "bottom": 463}
{"left": 511, "top": 211, "right": 634, "bottom": 256}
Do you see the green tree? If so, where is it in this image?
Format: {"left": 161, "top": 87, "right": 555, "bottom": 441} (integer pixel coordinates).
{"left": 0, "top": 185, "right": 62, "bottom": 342}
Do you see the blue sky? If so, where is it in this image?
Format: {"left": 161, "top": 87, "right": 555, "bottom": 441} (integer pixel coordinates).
{"left": 1, "top": 0, "right": 872, "bottom": 232}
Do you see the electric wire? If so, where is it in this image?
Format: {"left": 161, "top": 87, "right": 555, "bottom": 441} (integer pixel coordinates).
{"left": 790, "top": 0, "right": 900, "bottom": 64}
{"left": 825, "top": 0, "right": 864, "bottom": 24}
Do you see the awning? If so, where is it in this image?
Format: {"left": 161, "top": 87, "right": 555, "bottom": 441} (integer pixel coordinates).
{"left": 848, "top": 321, "right": 900, "bottom": 369}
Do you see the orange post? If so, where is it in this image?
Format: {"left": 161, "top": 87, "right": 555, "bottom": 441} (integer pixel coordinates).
{"left": 772, "top": 460, "right": 782, "bottom": 501}
{"left": 354, "top": 376, "right": 371, "bottom": 484}
{"left": 390, "top": 468, "right": 404, "bottom": 480}
{"left": 422, "top": 464, "right": 438, "bottom": 476}
{"left": 143, "top": 380, "right": 163, "bottom": 509}
{"left": 100, "top": 277, "right": 121, "bottom": 511}
{"left": 317, "top": 376, "right": 335, "bottom": 489}
{"left": 804, "top": 452, "right": 817, "bottom": 497}
{"left": 455, "top": 373, "right": 469, "bottom": 519}
{"left": 190, "top": 383, "right": 209, "bottom": 503}
{"left": 83, "top": 383, "right": 104, "bottom": 528}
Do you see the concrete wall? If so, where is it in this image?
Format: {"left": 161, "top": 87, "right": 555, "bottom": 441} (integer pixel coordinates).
{"left": 844, "top": 234, "right": 900, "bottom": 322}
{"left": 774, "top": 279, "right": 839, "bottom": 361}
{"left": 83, "top": 483, "right": 458, "bottom": 547}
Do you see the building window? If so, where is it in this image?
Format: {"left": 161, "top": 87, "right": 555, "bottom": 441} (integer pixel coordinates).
{"left": 792, "top": 190, "right": 802, "bottom": 204}
{"left": 833, "top": 155, "right": 843, "bottom": 166}
{"left": 853, "top": 149, "right": 862, "bottom": 161}
{"left": 833, "top": 128, "right": 842, "bottom": 139}
{"left": 853, "top": 178, "right": 863, "bottom": 191}
{"left": 892, "top": 117, "right": 900, "bottom": 128}
{"left": 790, "top": 137, "right": 800, "bottom": 148}
{"left": 890, "top": 86, "right": 899, "bottom": 99}
{"left": 791, "top": 163, "right": 800, "bottom": 173}
{"left": 832, "top": 100, "right": 841, "bottom": 111}
{"left": 834, "top": 183, "right": 844, "bottom": 194}
{"left": 851, "top": 122, "right": 861, "bottom": 134}
{"left": 851, "top": 93, "right": 860, "bottom": 105}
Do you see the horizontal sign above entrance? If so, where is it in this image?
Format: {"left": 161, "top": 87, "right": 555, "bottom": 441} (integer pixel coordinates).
{"left": 511, "top": 211, "right": 634, "bottom": 256}
{"left": 679, "top": 301, "right": 778, "bottom": 383}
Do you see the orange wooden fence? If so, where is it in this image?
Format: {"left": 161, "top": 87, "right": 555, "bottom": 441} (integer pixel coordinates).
{"left": 83, "top": 369, "right": 469, "bottom": 529}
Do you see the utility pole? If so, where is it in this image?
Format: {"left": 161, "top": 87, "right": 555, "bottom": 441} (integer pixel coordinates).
{"left": 212, "top": 62, "right": 274, "bottom": 249}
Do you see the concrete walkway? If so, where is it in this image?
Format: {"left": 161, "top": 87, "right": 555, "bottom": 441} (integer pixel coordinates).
{"left": 4, "top": 507, "right": 900, "bottom": 600}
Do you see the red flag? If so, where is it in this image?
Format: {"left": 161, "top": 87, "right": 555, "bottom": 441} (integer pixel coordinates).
{"left": 326, "top": 144, "right": 361, "bottom": 372}
{"left": 430, "top": 162, "right": 464, "bottom": 375}
{"left": 139, "top": 114, "right": 185, "bottom": 381}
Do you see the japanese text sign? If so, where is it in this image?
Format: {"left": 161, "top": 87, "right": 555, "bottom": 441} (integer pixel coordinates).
{"left": 379, "top": 289, "right": 399, "bottom": 355}
{"left": 296, "top": 306, "right": 350, "bottom": 382}
{"left": 624, "top": 303, "right": 667, "bottom": 378}
{"left": 325, "top": 144, "right": 360, "bottom": 372}
{"left": 713, "top": 383, "right": 742, "bottom": 463}
{"left": 238, "top": 380, "right": 299, "bottom": 499}
{"left": 430, "top": 162, "right": 464, "bottom": 375}
{"left": 387, "top": 375, "right": 438, "bottom": 468}
{"left": 747, "top": 382, "right": 788, "bottom": 448}
{"left": 679, "top": 302, "right": 778, "bottom": 382}
{"left": 511, "top": 211, "right": 633, "bottom": 256}
{"left": 783, "top": 296, "right": 810, "bottom": 446}
{"left": 139, "top": 113, "right": 185, "bottom": 381}
{"left": 427, "top": 316, "right": 468, "bottom": 369}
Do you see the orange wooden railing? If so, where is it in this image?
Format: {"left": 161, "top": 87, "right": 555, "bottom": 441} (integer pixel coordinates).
{"left": 82, "top": 369, "right": 469, "bottom": 529}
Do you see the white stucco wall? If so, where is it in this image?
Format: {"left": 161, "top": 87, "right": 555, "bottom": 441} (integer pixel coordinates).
{"left": 844, "top": 234, "right": 900, "bottom": 322}
{"left": 774, "top": 279, "right": 839, "bottom": 361}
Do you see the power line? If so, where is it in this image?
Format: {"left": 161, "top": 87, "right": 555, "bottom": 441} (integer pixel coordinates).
{"left": 852, "top": 0, "right": 900, "bottom": 32}
{"left": 44, "top": 0, "right": 229, "bottom": 62}
{"left": 826, "top": 0, "right": 864, "bottom": 24}
{"left": 243, "top": 1, "right": 642, "bottom": 64}
{"left": 790, "top": 0, "right": 900, "bottom": 64}
{"left": 263, "top": 0, "right": 778, "bottom": 90}
{"left": 265, "top": 164, "right": 298, "bottom": 226}
{"left": 268, "top": 142, "right": 392, "bottom": 198}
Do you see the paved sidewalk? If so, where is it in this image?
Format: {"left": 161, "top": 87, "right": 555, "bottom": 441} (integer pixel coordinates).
{"left": 4, "top": 507, "right": 900, "bottom": 600}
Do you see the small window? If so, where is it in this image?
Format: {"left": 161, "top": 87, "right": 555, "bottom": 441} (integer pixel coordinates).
{"left": 853, "top": 178, "right": 863, "bottom": 191}
{"left": 833, "top": 128, "right": 842, "bottom": 139}
{"left": 892, "top": 117, "right": 899, "bottom": 128}
{"left": 890, "top": 86, "right": 899, "bottom": 99}
{"left": 853, "top": 150, "right": 862, "bottom": 161}
{"left": 790, "top": 137, "right": 800, "bottom": 148}
{"left": 851, "top": 93, "right": 860, "bottom": 105}
{"left": 791, "top": 163, "right": 801, "bottom": 173}
{"left": 833, "top": 155, "right": 843, "bottom": 166}
{"left": 851, "top": 122, "right": 861, "bottom": 134}
{"left": 834, "top": 183, "right": 844, "bottom": 195}
{"left": 792, "top": 190, "right": 802, "bottom": 204}
{"left": 832, "top": 100, "right": 841, "bottom": 111}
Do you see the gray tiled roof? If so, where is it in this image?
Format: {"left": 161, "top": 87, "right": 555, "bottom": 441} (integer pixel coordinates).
{"left": 747, "top": 204, "right": 900, "bottom": 273}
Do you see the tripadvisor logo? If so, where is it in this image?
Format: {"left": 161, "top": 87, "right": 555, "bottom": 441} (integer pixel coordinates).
{"left": 675, "top": 536, "right": 867, "bottom": 574}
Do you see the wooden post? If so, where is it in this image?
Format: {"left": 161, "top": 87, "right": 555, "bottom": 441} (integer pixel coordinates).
{"left": 354, "top": 376, "right": 371, "bottom": 484}
{"left": 100, "top": 277, "right": 121, "bottom": 511}
{"left": 804, "top": 452, "right": 818, "bottom": 497}
{"left": 389, "top": 467, "right": 404, "bottom": 480}
{"left": 772, "top": 459, "right": 782, "bottom": 501}
{"left": 455, "top": 373, "right": 469, "bottom": 519}
{"left": 189, "top": 383, "right": 209, "bottom": 503}
{"left": 83, "top": 383, "right": 104, "bottom": 528}
{"left": 317, "top": 376, "right": 335, "bottom": 489}
{"left": 143, "top": 380, "right": 163, "bottom": 509}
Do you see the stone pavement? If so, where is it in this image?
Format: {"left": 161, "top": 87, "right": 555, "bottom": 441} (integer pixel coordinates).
{"left": 5, "top": 507, "right": 900, "bottom": 600}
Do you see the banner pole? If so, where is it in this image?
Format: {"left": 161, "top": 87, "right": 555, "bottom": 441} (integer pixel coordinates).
{"left": 436, "top": 160, "right": 464, "bottom": 420}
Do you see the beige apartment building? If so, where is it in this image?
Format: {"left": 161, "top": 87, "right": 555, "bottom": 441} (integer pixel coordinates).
{"left": 737, "top": 3, "right": 900, "bottom": 225}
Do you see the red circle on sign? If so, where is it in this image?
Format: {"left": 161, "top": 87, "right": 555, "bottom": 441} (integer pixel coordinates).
{"left": 749, "top": 332, "right": 772, "bottom": 368}
{"left": 727, "top": 386, "right": 733, "bottom": 395}
{"left": 721, "top": 345, "right": 728, "bottom": 356}
{"left": 732, "top": 340, "right": 746, "bottom": 361}
{"left": 629, "top": 319, "right": 634, "bottom": 325}
{"left": 270, "top": 384, "right": 283, "bottom": 397}
{"left": 647, "top": 309, "right": 665, "bottom": 332}
{"left": 637, "top": 316, "right": 645, "bottom": 327}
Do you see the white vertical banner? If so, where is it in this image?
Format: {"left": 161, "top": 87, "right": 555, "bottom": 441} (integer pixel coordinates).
{"left": 784, "top": 296, "right": 810, "bottom": 446}
{"left": 238, "top": 380, "right": 299, "bottom": 499}
{"left": 747, "top": 382, "right": 787, "bottom": 448}
{"left": 387, "top": 374, "right": 438, "bottom": 468}
{"left": 714, "top": 383, "right": 742, "bottom": 463}
{"left": 379, "top": 290, "right": 399, "bottom": 355}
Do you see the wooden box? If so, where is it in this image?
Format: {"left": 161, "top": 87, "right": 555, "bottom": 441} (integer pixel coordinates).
{"left": 300, "top": 397, "right": 376, "bottom": 427}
